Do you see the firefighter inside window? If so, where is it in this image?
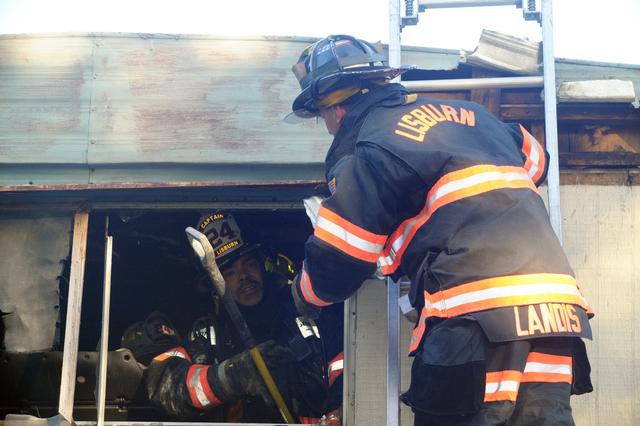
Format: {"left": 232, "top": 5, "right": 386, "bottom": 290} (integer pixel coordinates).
{"left": 120, "top": 211, "right": 343, "bottom": 424}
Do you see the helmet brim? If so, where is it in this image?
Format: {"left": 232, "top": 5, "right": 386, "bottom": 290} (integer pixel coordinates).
{"left": 216, "top": 243, "right": 261, "bottom": 270}
{"left": 285, "top": 65, "right": 416, "bottom": 123}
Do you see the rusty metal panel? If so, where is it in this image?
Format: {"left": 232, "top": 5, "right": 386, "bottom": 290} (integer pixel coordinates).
{"left": 0, "top": 35, "right": 94, "bottom": 165}
{"left": 86, "top": 34, "right": 330, "bottom": 166}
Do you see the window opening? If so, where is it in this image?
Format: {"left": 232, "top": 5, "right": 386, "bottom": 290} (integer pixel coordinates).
{"left": 2, "top": 208, "right": 345, "bottom": 424}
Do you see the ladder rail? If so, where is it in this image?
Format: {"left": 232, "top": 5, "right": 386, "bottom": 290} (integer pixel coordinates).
{"left": 384, "top": 1, "right": 561, "bottom": 425}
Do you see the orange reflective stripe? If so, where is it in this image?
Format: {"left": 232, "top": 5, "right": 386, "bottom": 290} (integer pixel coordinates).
{"left": 198, "top": 366, "right": 221, "bottom": 406}
{"left": 522, "top": 352, "right": 572, "bottom": 383}
{"left": 526, "top": 352, "right": 572, "bottom": 365}
{"left": 153, "top": 346, "right": 191, "bottom": 363}
{"left": 426, "top": 293, "right": 586, "bottom": 318}
{"left": 408, "top": 274, "right": 590, "bottom": 355}
{"left": 319, "top": 206, "right": 387, "bottom": 244}
{"left": 485, "top": 390, "right": 518, "bottom": 402}
{"left": 522, "top": 372, "right": 572, "bottom": 383}
{"left": 187, "top": 365, "right": 221, "bottom": 408}
{"left": 153, "top": 353, "right": 171, "bottom": 362}
{"left": 315, "top": 206, "right": 386, "bottom": 263}
{"left": 431, "top": 164, "right": 528, "bottom": 188}
{"left": 378, "top": 165, "right": 537, "bottom": 275}
{"left": 315, "top": 227, "right": 381, "bottom": 262}
{"left": 408, "top": 306, "right": 428, "bottom": 353}
{"left": 486, "top": 370, "right": 523, "bottom": 383}
{"left": 423, "top": 273, "right": 590, "bottom": 318}
{"left": 520, "top": 125, "right": 545, "bottom": 184}
{"left": 426, "top": 273, "right": 576, "bottom": 301}
{"left": 484, "top": 369, "right": 522, "bottom": 402}
{"left": 299, "top": 267, "right": 332, "bottom": 307}
{"left": 328, "top": 352, "right": 344, "bottom": 386}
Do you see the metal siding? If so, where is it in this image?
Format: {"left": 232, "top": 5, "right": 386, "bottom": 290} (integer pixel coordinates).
{"left": 561, "top": 185, "right": 640, "bottom": 426}
{"left": 352, "top": 279, "right": 388, "bottom": 426}
{"left": 86, "top": 35, "right": 329, "bottom": 165}
{"left": 0, "top": 34, "right": 332, "bottom": 185}
{"left": 354, "top": 185, "right": 640, "bottom": 425}
{"left": 2, "top": 33, "right": 638, "bottom": 188}
{"left": 0, "top": 36, "right": 94, "bottom": 165}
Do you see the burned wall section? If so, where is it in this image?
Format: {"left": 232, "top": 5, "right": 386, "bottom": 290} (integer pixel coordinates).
{"left": 0, "top": 212, "right": 72, "bottom": 352}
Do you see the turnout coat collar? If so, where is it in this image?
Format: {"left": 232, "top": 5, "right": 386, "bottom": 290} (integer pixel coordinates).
{"left": 324, "top": 83, "right": 408, "bottom": 178}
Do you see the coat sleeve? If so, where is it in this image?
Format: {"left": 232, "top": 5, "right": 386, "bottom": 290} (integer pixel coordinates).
{"left": 504, "top": 123, "right": 550, "bottom": 187}
{"left": 298, "top": 142, "right": 426, "bottom": 306}
{"left": 144, "top": 346, "right": 225, "bottom": 418}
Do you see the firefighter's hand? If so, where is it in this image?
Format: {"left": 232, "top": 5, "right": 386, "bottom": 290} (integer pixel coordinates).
{"left": 291, "top": 274, "right": 322, "bottom": 320}
{"left": 215, "top": 340, "right": 294, "bottom": 404}
{"left": 320, "top": 407, "right": 342, "bottom": 425}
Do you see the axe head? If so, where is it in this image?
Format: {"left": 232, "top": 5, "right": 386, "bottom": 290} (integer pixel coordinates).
{"left": 185, "top": 226, "right": 226, "bottom": 295}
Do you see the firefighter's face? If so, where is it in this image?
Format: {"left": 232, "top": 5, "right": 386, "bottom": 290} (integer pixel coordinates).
{"left": 319, "top": 105, "right": 347, "bottom": 136}
{"left": 221, "top": 254, "right": 264, "bottom": 306}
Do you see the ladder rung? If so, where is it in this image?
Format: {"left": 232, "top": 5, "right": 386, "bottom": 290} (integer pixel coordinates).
{"left": 402, "top": 75, "right": 543, "bottom": 91}
{"left": 418, "top": 0, "right": 518, "bottom": 9}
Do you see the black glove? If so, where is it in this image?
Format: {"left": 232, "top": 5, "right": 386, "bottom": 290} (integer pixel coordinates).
{"left": 213, "top": 340, "right": 295, "bottom": 406}
{"left": 291, "top": 274, "right": 322, "bottom": 320}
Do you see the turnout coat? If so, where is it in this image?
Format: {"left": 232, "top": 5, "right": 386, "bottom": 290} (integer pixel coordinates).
{"left": 296, "top": 83, "right": 592, "bottom": 355}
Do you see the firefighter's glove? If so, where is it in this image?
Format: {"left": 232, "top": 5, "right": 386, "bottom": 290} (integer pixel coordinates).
{"left": 291, "top": 274, "right": 321, "bottom": 320}
{"left": 214, "top": 340, "right": 295, "bottom": 406}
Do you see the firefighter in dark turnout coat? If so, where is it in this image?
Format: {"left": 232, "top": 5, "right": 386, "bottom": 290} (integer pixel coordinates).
{"left": 124, "top": 212, "right": 343, "bottom": 423}
{"left": 287, "top": 35, "right": 594, "bottom": 426}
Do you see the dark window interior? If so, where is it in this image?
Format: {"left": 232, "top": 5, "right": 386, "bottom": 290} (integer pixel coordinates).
{"left": 1, "top": 208, "right": 314, "bottom": 421}
{"left": 78, "top": 209, "right": 312, "bottom": 352}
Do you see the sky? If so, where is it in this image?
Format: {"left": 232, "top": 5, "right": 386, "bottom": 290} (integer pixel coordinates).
{"left": 0, "top": 0, "right": 638, "bottom": 65}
